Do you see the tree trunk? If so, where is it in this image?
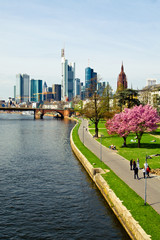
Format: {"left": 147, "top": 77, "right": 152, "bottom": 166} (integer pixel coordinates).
{"left": 136, "top": 132, "right": 143, "bottom": 148}
{"left": 95, "top": 121, "right": 98, "bottom": 138}
{"left": 123, "top": 136, "right": 127, "bottom": 147}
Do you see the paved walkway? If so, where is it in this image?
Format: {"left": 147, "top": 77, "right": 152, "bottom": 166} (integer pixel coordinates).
{"left": 78, "top": 119, "right": 160, "bottom": 215}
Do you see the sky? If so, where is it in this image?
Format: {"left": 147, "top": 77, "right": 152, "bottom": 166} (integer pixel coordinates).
{"left": 0, "top": 0, "right": 160, "bottom": 100}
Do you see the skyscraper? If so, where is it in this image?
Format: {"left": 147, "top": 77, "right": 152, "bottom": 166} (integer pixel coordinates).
{"left": 61, "top": 49, "right": 75, "bottom": 101}
{"left": 52, "top": 84, "right": 61, "bottom": 101}
{"left": 117, "top": 63, "right": 127, "bottom": 92}
{"left": 75, "top": 78, "right": 81, "bottom": 97}
{"left": 30, "top": 79, "right": 43, "bottom": 102}
{"left": 16, "top": 74, "right": 30, "bottom": 103}
{"left": 85, "top": 67, "right": 97, "bottom": 98}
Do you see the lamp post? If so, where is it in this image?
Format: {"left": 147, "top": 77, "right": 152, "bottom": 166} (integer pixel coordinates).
{"left": 144, "top": 155, "right": 148, "bottom": 205}
{"left": 100, "top": 134, "right": 104, "bottom": 161}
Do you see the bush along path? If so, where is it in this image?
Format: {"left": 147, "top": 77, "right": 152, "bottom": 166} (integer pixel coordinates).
{"left": 73, "top": 119, "right": 160, "bottom": 240}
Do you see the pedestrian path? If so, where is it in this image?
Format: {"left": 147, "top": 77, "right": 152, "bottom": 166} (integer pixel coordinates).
{"left": 78, "top": 119, "right": 160, "bottom": 215}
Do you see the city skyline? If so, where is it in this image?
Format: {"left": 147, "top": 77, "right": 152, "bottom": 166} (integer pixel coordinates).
{"left": 1, "top": 0, "right": 160, "bottom": 100}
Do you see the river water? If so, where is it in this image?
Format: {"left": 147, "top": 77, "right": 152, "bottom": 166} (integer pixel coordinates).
{"left": 0, "top": 113, "right": 129, "bottom": 239}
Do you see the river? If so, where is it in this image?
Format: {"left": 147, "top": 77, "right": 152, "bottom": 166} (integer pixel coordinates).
{"left": 0, "top": 113, "right": 129, "bottom": 239}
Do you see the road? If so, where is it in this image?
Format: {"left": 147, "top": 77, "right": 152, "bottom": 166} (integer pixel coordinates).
{"left": 79, "top": 119, "right": 160, "bottom": 215}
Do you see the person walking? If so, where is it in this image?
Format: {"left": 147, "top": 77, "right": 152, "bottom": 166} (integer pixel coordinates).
{"left": 146, "top": 166, "right": 151, "bottom": 177}
{"left": 137, "top": 158, "right": 140, "bottom": 169}
{"left": 133, "top": 160, "right": 136, "bottom": 170}
{"left": 130, "top": 159, "right": 133, "bottom": 170}
{"left": 134, "top": 166, "right": 139, "bottom": 179}
{"left": 143, "top": 167, "right": 146, "bottom": 178}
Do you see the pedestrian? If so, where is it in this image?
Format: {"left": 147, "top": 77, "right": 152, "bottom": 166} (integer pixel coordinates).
{"left": 146, "top": 166, "right": 151, "bottom": 177}
{"left": 133, "top": 160, "right": 136, "bottom": 170}
{"left": 130, "top": 159, "right": 133, "bottom": 170}
{"left": 143, "top": 167, "right": 146, "bottom": 178}
{"left": 137, "top": 158, "right": 140, "bottom": 169}
{"left": 134, "top": 166, "right": 139, "bottom": 179}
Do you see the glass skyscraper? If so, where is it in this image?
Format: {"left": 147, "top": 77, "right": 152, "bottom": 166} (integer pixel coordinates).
{"left": 30, "top": 79, "right": 43, "bottom": 102}
{"left": 61, "top": 49, "right": 75, "bottom": 101}
{"left": 16, "top": 74, "right": 30, "bottom": 103}
{"left": 85, "top": 67, "right": 97, "bottom": 98}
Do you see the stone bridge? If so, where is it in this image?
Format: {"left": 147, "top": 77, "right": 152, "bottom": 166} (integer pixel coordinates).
{"left": 0, "top": 107, "right": 74, "bottom": 119}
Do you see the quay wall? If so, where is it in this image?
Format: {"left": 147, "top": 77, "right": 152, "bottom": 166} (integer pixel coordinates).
{"left": 70, "top": 125, "right": 151, "bottom": 240}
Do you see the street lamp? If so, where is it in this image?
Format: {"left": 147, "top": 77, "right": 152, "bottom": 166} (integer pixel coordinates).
{"left": 144, "top": 155, "right": 148, "bottom": 205}
{"left": 100, "top": 134, "right": 104, "bottom": 161}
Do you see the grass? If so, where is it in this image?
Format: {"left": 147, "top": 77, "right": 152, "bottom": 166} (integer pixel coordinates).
{"left": 89, "top": 121, "right": 160, "bottom": 170}
{"left": 72, "top": 121, "right": 160, "bottom": 240}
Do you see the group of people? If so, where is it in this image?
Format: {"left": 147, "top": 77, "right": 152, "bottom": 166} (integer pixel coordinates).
{"left": 109, "top": 145, "right": 116, "bottom": 150}
{"left": 130, "top": 158, "right": 151, "bottom": 180}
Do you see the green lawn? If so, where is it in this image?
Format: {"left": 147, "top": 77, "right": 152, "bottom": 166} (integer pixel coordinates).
{"left": 89, "top": 121, "right": 160, "bottom": 170}
{"left": 72, "top": 122, "right": 160, "bottom": 240}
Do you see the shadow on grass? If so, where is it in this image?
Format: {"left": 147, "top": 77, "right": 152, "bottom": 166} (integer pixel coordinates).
{"left": 123, "top": 143, "right": 160, "bottom": 149}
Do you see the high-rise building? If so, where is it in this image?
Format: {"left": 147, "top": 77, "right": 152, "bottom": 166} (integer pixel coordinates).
{"left": 85, "top": 67, "right": 97, "bottom": 98}
{"left": 97, "top": 82, "right": 106, "bottom": 96}
{"left": 74, "top": 78, "right": 81, "bottom": 98}
{"left": 117, "top": 63, "right": 127, "bottom": 92}
{"left": 80, "top": 82, "right": 85, "bottom": 100}
{"left": 147, "top": 79, "right": 157, "bottom": 86}
{"left": 52, "top": 84, "right": 61, "bottom": 101}
{"left": 30, "top": 79, "right": 43, "bottom": 102}
{"left": 16, "top": 73, "right": 30, "bottom": 103}
{"left": 61, "top": 49, "right": 75, "bottom": 101}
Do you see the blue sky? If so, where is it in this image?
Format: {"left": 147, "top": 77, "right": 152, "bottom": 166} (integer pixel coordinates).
{"left": 0, "top": 0, "right": 160, "bottom": 100}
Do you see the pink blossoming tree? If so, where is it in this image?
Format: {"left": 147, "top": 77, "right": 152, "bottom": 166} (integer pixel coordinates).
{"left": 106, "top": 105, "right": 160, "bottom": 148}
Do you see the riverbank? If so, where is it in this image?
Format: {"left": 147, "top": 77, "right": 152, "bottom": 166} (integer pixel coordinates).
{"left": 70, "top": 121, "right": 160, "bottom": 240}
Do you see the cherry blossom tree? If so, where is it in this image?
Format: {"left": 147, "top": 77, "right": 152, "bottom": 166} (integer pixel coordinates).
{"left": 106, "top": 105, "right": 160, "bottom": 148}
{"left": 105, "top": 108, "right": 131, "bottom": 147}
{"left": 127, "top": 105, "right": 160, "bottom": 148}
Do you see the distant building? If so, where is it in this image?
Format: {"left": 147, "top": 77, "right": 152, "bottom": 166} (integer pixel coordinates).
{"left": 74, "top": 78, "right": 81, "bottom": 98}
{"left": 61, "top": 49, "right": 75, "bottom": 101}
{"left": 52, "top": 84, "right": 61, "bottom": 101}
{"left": 80, "top": 82, "right": 85, "bottom": 100}
{"left": 117, "top": 63, "right": 127, "bottom": 92}
{"left": 85, "top": 67, "right": 97, "bottom": 98}
{"left": 97, "top": 82, "right": 106, "bottom": 96}
{"left": 30, "top": 79, "right": 43, "bottom": 102}
{"left": 16, "top": 74, "right": 30, "bottom": 103}
{"left": 147, "top": 79, "right": 157, "bottom": 86}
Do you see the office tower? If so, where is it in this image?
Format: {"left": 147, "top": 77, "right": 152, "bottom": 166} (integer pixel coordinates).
{"left": 85, "top": 67, "right": 97, "bottom": 98}
{"left": 80, "top": 82, "right": 85, "bottom": 100}
{"left": 43, "top": 87, "right": 54, "bottom": 102}
{"left": 52, "top": 84, "right": 61, "bottom": 101}
{"left": 30, "top": 79, "right": 43, "bottom": 102}
{"left": 97, "top": 82, "right": 106, "bottom": 96}
{"left": 75, "top": 78, "right": 81, "bottom": 98}
{"left": 117, "top": 63, "right": 127, "bottom": 92}
{"left": 16, "top": 73, "right": 30, "bottom": 103}
{"left": 147, "top": 79, "right": 157, "bottom": 86}
{"left": 14, "top": 85, "right": 16, "bottom": 100}
{"left": 61, "top": 49, "right": 75, "bottom": 101}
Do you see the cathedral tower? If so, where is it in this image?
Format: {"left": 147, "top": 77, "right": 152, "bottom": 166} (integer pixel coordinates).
{"left": 117, "top": 63, "right": 127, "bottom": 92}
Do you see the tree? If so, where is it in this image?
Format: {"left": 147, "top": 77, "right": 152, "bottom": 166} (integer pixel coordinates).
{"left": 105, "top": 109, "right": 131, "bottom": 147}
{"left": 128, "top": 105, "right": 160, "bottom": 148}
{"left": 83, "top": 91, "right": 106, "bottom": 137}
{"left": 116, "top": 89, "right": 140, "bottom": 111}
{"left": 106, "top": 105, "right": 160, "bottom": 148}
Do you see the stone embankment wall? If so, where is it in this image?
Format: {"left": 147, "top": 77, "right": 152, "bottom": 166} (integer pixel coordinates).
{"left": 70, "top": 126, "right": 151, "bottom": 240}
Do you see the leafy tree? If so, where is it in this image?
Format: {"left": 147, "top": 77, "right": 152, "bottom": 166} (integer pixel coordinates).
{"left": 74, "top": 100, "right": 84, "bottom": 116}
{"left": 106, "top": 105, "right": 159, "bottom": 148}
{"left": 116, "top": 88, "right": 140, "bottom": 111}
{"left": 83, "top": 92, "right": 106, "bottom": 137}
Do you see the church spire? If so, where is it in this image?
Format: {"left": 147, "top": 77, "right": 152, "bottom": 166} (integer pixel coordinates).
{"left": 121, "top": 61, "right": 124, "bottom": 72}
